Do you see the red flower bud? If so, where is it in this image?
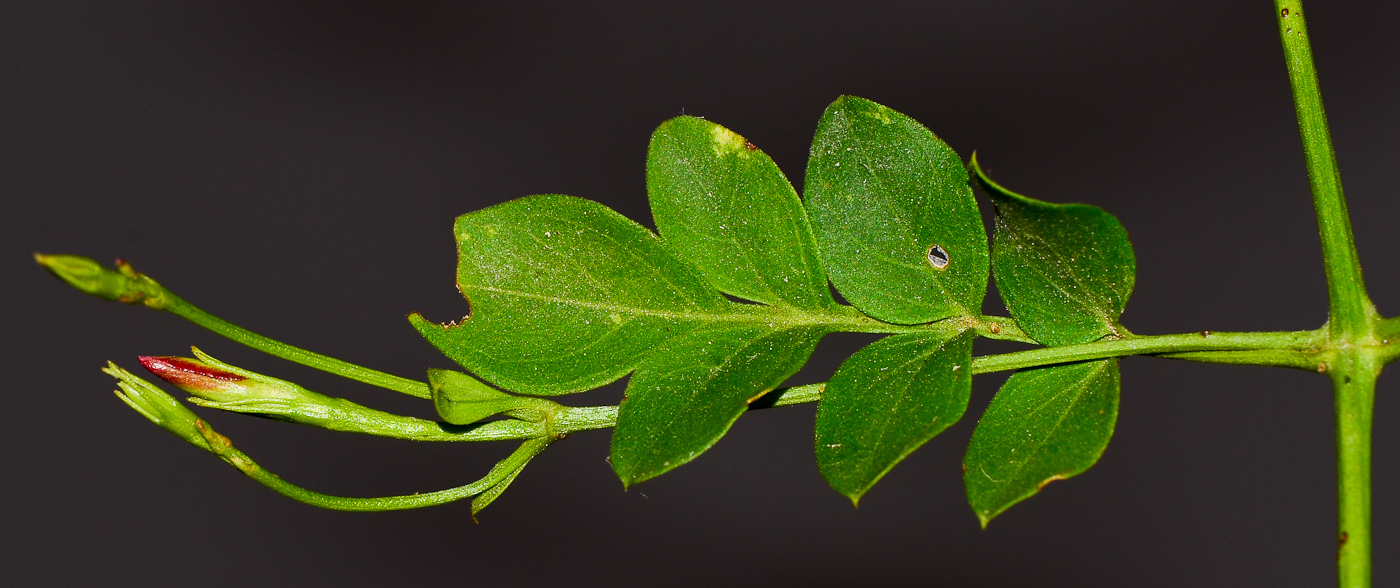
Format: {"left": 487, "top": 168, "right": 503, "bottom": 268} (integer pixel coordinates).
{"left": 139, "top": 355, "right": 246, "bottom": 395}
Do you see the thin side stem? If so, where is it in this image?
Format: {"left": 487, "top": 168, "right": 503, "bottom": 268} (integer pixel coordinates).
{"left": 164, "top": 294, "right": 431, "bottom": 398}
{"left": 1274, "top": 0, "right": 1374, "bottom": 340}
{"left": 224, "top": 436, "right": 552, "bottom": 511}
{"left": 520, "top": 330, "right": 1328, "bottom": 440}
{"left": 969, "top": 330, "right": 1320, "bottom": 374}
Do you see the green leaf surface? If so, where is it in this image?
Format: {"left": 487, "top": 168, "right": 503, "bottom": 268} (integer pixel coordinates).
{"left": 815, "top": 330, "right": 973, "bottom": 504}
{"left": 972, "top": 157, "right": 1135, "bottom": 346}
{"left": 647, "top": 116, "right": 834, "bottom": 309}
{"left": 610, "top": 325, "right": 823, "bottom": 486}
{"left": 411, "top": 194, "right": 871, "bottom": 397}
{"left": 412, "top": 194, "right": 748, "bottom": 395}
{"left": 427, "top": 369, "right": 520, "bottom": 425}
{"left": 963, "top": 359, "right": 1120, "bottom": 526}
{"left": 805, "top": 96, "right": 988, "bottom": 325}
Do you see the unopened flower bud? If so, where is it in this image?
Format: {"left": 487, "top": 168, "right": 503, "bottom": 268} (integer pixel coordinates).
{"left": 103, "top": 361, "right": 221, "bottom": 453}
{"left": 139, "top": 348, "right": 319, "bottom": 414}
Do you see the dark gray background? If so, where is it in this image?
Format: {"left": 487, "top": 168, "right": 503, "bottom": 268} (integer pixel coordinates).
{"left": 5, "top": 1, "right": 1398, "bottom": 586}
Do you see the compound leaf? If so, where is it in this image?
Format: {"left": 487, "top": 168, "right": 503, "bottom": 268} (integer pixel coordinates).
{"left": 964, "top": 359, "right": 1120, "bottom": 526}
{"left": 815, "top": 330, "right": 973, "bottom": 504}
{"left": 805, "top": 96, "right": 988, "bottom": 325}
{"left": 648, "top": 116, "right": 834, "bottom": 310}
{"left": 611, "top": 325, "right": 823, "bottom": 486}
{"left": 972, "top": 156, "right": 1135, "bottom": 346}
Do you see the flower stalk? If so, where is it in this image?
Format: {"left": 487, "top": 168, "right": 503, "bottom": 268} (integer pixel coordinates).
{"left": 106, "top": 362, "right": 551, "bottom": 514}
{"left": 139, "top": 349, "right": 558, "bottom": 442}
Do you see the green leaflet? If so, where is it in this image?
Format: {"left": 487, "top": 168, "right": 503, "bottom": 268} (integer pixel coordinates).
{"left": 648, "top": 117, "right": 835, "bottom": 309}
{"left": 972, "top": 156, "right": 1135, "bottom": 346}
{"left": 805, "top": 96, "right": 989, "bottom": 325}
{"left": 412, "top": 194, "right": 741, "bottom": 395}
{"left": 815, "top": 330, "right": 972, "bottom": 504}
{"left": 610, "top": 325, "right": 824, "bottom": 486}
{"left": 963, "top": 359, "right": 1120, "bottom": 526}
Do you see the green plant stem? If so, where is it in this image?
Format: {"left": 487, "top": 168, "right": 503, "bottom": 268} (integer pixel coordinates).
{"left": 473, "top": 329, "right": 1330, "bottom": 440}
{"left": 198, "top": 329, "right": 1321, "bottom": 442}
{"left": 1274, "top": 0, "right": 1374, "bottom": 341}
{"left": 1275, "top": 5, "right": 1381, "bottom": 587}
{"left": 973, "top": 330, "right": 1322, "bottom": 373}
{"left": 1332, "top": 348, "right": 1376, "bottom": 588}
{"left": 222, "top": 435, "right": 553, "bottom": 511}
{"left": 159, "top": 292, "right": 431, "bottom": 398}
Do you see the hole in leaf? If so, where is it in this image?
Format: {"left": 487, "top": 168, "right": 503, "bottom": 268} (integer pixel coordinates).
{"left": 927, "top": 244, "right": 950, "bottom": 269}
{"left": 721, "top": 292, "right": 762, "bottom": 305}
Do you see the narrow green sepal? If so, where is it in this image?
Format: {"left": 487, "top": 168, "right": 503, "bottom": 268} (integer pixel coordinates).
{"left": 471, "top": 437, "right": 551, "bottom": 519}
{"left": 104, "top": 362, "right": 220, "bottom": 453}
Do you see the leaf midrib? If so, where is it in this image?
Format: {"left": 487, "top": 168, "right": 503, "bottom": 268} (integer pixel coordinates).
{"left": 464, "top": 283, "right": 892, "bottom": 331}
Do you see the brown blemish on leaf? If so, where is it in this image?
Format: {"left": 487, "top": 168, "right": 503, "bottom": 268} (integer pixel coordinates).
{"left": 1037, "top": 474, "right": 1065, "bottom": 490}
{"left": 745, "top": 141, "right": 757, "bottom": 151}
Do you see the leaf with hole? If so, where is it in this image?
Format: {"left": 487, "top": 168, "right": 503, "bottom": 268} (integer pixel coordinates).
{"left": 815, "top": 330, "right": 972, "bottom": 504}
{"left": 963, "top": 359, "right": 1120, "bottom": 526}
{"left": 973, "top": 156, "right": 1135, "bottom": 346}
{"left": 805, "top": 96, "right": 988, "bottom": 325}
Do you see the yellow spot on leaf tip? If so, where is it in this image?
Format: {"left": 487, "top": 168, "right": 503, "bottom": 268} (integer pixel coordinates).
{"left": 863, "top": 105, "right": 894, "bottom": 124}
{"left": 709, "top": 125, "right": 745, "bottom": 156}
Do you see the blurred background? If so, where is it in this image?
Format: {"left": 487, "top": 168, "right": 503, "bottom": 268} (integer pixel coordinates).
{"left": 5, "top": 1, "right": 1399, "bottom": 585}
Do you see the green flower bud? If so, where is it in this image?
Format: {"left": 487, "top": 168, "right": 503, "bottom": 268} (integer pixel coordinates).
{"left": 35, "top": 254, "right": 168, "bottom": 308}
{"left": 103, "top": 362, "right": 225, "bottom": 453}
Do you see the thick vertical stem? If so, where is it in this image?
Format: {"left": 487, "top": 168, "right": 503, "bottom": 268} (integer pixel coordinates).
{"left": 1273, "top": 1, "right": 1374, "bottom": 340}
{"left": 1332, "top": 350, "right": 1376, "bottom": 588}
{"left": 1273, "top": 5, "right": 1378, "bottom": 587}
